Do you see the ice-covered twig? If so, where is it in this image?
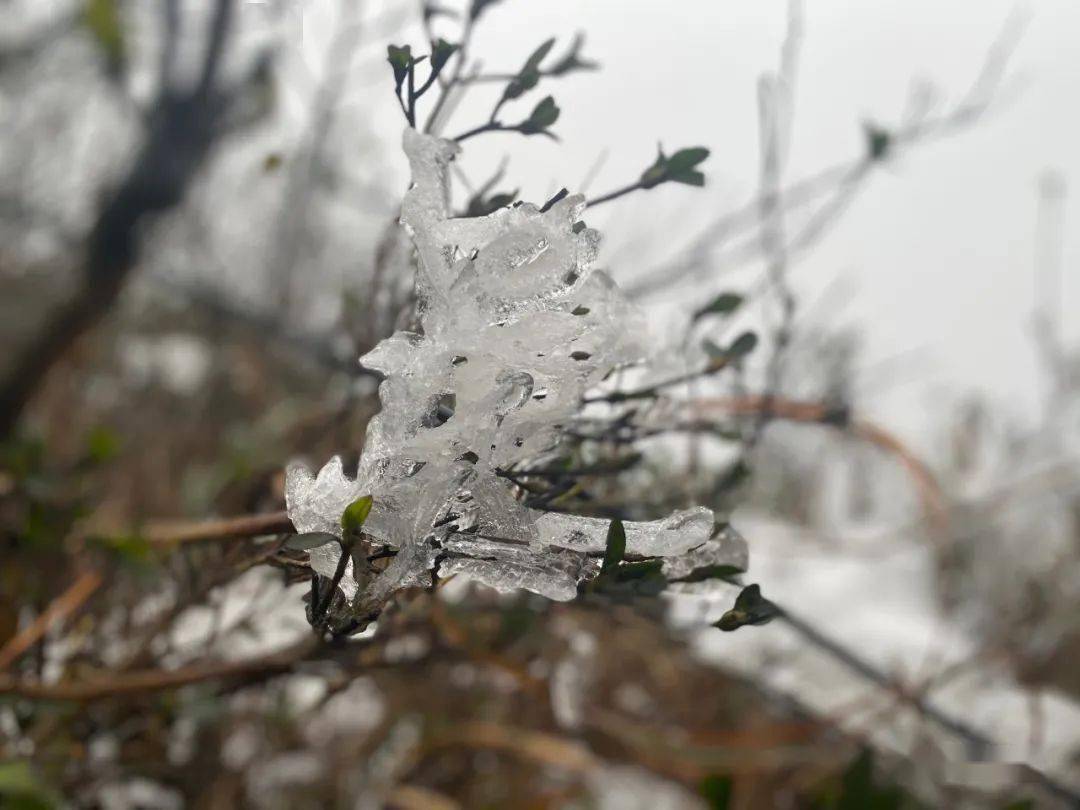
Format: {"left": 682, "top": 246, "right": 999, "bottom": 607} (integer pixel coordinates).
{"left": 286, "top": 128, "right": 746, "bottom": 631}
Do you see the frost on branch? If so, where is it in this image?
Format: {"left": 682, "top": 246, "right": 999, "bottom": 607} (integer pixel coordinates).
{"left": 286, "top": 128, "right": 746, "bottom": 621}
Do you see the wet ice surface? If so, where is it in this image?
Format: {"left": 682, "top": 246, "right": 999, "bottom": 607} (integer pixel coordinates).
{"left": 285, "top": 129, "right": 746, "bottom": 609}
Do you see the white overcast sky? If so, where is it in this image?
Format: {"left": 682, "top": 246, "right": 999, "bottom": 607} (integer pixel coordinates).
{"left": 288, "top": 0, "right": 1080, "bottom": 448}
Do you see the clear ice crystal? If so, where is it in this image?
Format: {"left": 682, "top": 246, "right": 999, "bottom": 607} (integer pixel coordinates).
{"left": 284, "top": 128, "right": 748, "bottom": 608}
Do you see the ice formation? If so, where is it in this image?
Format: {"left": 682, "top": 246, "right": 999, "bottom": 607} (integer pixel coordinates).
{"left": 285, "top": 128, "right": 746, "bottom": 618}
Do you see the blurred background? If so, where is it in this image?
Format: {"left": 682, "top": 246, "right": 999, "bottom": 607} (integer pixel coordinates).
{"left": 2, "top": 0, "right": 1080, "bottom": 807}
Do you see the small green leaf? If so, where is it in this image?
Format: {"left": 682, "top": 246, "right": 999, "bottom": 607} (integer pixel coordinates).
{"left": 640, "top": 145, "right": 710, "bottom": 189}
{"left": 864, "top": 122, "right": 892, "bottom": 162}
{"left": 89, "top": 533, "right": 154, "bottom": 567}
{"left": 466, "top": 189, "right": 519, "bottom": 217}
{"left": 423, "top": 3, "right": 459, "bottom": 22}
{"left": 283, "top": 532, "right": 340, "bottom": 552}
{"left": 469, "top": 0, "right": 504, "bottom": 21}
{"left": 703, "top": 331, "right": 757, "bottom": 371}
{"left": 85, "top": 425, "right": 121, "bottom": 464}
{"left": 0, "top": 760, "right": 57, "bottom": 810}
{"left": 666, "top": 147, "right": 710, "bottom": 174}
{"left": 522, "top": 38, "right": 556, "bottom": 75}
{"left": 716, "top": 458, "right": 752, "bottom": 493}
{"left": 601, "top": 518, "right": 625, "bottom": 573}
{"left": 520, "top": 95, "right": 559, "bottom": 134}
{"left": 693, "top": 292, "right": 744, "bottom": 323}
{"left": 700, "top": 774, "right": 734, "bottom": 810}
{"left": 503, "top": 38, "right": 555, "bottom": 101}
{"left": 547, "top": 33, "right": 599, "bottom": 76}
{"left": 83, "top": 0, "right": 125, "bottom": 73}
{"left": 487, "top": 192, "right": 517, "bottom": 209}
{"left": 714, "top": 583, "right": 781, "bottom": 631}
{"left": 727, "top": 330, "right": 758, "bottom": 359}
{"left": 430, "top": 38, "right": 459, "bottom": 73}
{"left": 386, "top": 44, "right": 413, "bottom": 92}
{"left": 341, "top": 495, "right": 374, "bottom": 535}
{"left": 640, "top": 146, "right": 669, "bottom": 188}
{"left": 669, "top": 169, "right": 705, "bottom": 187}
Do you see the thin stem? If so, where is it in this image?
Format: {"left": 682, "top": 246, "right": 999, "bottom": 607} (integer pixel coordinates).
{"left": 406, "top": 62, "right": 417, "bottom": 127}
{"left": 0, "top": 637, "right": 320, "bottom": 701}
{"left": 0, "top": 570, "right": 102, "bottom": 671}
{"left": 585, "top": 181, "right": 643, "bottom": 208}
{"left": 583, "top": 355, "right": 734, "bottom": 404}
{"left": 140, "top": 511, "right": 295, "bottom": 546}
{"left": 424, "top": 15, "right": 474, "bottom": 134}
{"left": 452, "top": 121, "right": 506, "bottom": 143}
{"left": 315, "top": 540, "right": 353, "bottom": 621}
{"left": 777, "top": 607, "right": 995, "bottom": 760}
{"left": 415, "top": 68, "right": 440, "bottom": 99}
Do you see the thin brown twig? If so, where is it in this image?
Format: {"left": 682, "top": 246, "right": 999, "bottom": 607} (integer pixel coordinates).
{"left": 427, "top": 721, "right": 601, "bottom": 774}
{"left": 141, "top": 510, "right": 295, "bottom": 546}
{"left": 386, "top": 785, "right": 462, "bottom": 810}
{"left": 0, "top": 636, "right": 320, "bottom": 701}
{"left": 687, "top": 395, "right": 946, "bottom": 530}
{"left": 0, "top": 569, "right": 103, "bottom": 671}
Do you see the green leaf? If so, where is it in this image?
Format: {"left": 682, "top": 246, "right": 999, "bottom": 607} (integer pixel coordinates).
{"left": 522, "top": 38, "right": 556, "bottom": 75}
{"left": 830, "top": 750, "right": 909, "bottom": 810}
{"left": 640, "top": 145, "right": 710, "bottom": 189}
{"left": 469, "top": 0, "right": 504, "bottom": 21}
{"left": 666, "top": 147, "right": 710, "bottom": 174}
{"left": 670, "top": 169, "right": 705, "bottom": 186}
{"left": 0, "top": 761, "right": 44, "bottom": 795}
{"left": 547, "top": 33, "right": 599, "bottom": 76}
{"left": 693, "top": 292, "right": 744, "bottom": 322}
{"left": 283, "top": 532, "right": 340, "bottom": 552}
{"left": 83, "top": 0, "right": 125, "bottom": 73}
{"left": 700, "top": 774, "right": 733, "bottom": 810}
{"left": 386, "top": 44, "right": 413, "bottom": 92}
{"left": 341, "top": 494, "right": 374, "bottom": 536}
{"left": 519, "top": 95, "right": 559, "bottom": 135}
{"left": 714, "top": 583, "right": 781, "bottom": 631}
{"left": 601, "top": 519, "right": 626, "bottom": 573}
{"left": 466, "top": 189, "right": 519, "bottom": 217}
{"left": 85, "top": 425, "right": 121, "bottom": 464}
{"left": 640, "top": 146, "right": 669, "bottom": 188}
{"left": 864, "top": 122, "right": 892, "bottom": 162}
{"left": 703, "top": 331, "right": 757, "bottom": 371}
{"left": 0, "top": 759, "right": 59, "bottom": 810}
{"left": 727, "top": 330, "right": 758, "bottom": 359}
{"left": 423, "top": 3, "right": 459, "bottom": 22}
{"left": 95, "top": 533, "right": 154, "bottom": 566}
{"left": 430, "top": 38, "right": 459, "bottom": 73}
{"left": 486, "top": 192, "right": 517, "bottom": 209}
{"left": 503, "top": 38, "right": 555, "bottom": 101}
{"left": 716, "top": 458, "right": 752, "bottom": 494}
